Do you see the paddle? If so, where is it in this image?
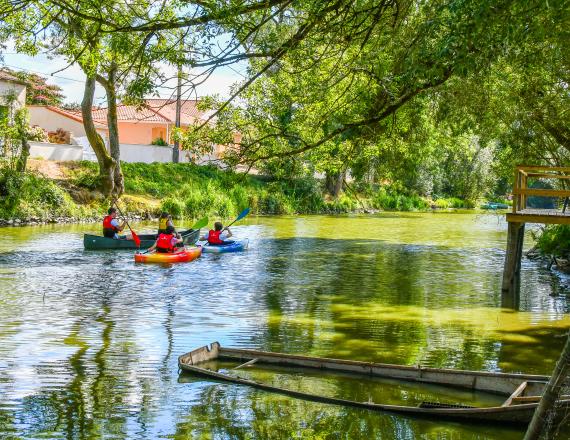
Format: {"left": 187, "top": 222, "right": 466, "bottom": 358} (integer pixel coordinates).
{"left": 226, "top": 208, "right": 250, "bottom": 228}
{"left": 190, "top": 216, "right": 209, "bottom": 231}
{"left": 199, "top": 208, "right": 250, "bottom": 247}
{"left": 113, "top": 201, "right": 141, "bottom": 247}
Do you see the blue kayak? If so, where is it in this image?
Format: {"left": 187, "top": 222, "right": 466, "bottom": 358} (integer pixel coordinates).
{"left": 202, "top": 239, "right": 249, "bottom": 253}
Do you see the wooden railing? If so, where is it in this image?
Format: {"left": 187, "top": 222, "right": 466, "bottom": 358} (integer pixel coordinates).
{"left": 512, "top": 165, "right": 570, "bottom": 213}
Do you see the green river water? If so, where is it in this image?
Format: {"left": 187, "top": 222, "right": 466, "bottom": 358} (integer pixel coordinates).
{"left": 0, "top": 212, "right": 569, "bottom": 439}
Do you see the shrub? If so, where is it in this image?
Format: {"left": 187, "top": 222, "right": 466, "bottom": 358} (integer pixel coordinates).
{"left": 161, "top": 197, "right": 184, "bottom": 218}
{"left": 185, "top": 189, "right": 208, "bottom": 218}
{"left": 534, "top": 225, "right": 570, "bottom": 258}
{"left": 151, "top": 137, "right": 168, "bottom": 146}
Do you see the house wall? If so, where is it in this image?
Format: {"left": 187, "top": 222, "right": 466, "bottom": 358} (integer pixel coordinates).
{"left": 0, "top": 81, "right": 26, "bottom": 109}
{"left": 29, "top": 141, "right": 83, "bottom": 161}
{"left": 118, "top": 122, "right": 169, "bottom": 144}
{"left": 28, "top": 106, "right": 107, "bottom": 138}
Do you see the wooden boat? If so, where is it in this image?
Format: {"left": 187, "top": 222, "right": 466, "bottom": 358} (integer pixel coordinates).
{"left": 84, "top": 228, "right": 200, "bottom": 250}
{"left": 178, "top": 342, "right": 570, "bottom": 424}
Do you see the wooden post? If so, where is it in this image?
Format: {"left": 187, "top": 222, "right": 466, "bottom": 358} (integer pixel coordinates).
{"left": 502, "top": 222, "right": 525, "bottom": 293}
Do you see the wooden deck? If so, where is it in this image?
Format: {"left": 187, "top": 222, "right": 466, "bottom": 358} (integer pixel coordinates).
{"left": 507, "top": 166, "right": 570, "bottom": 225}
{"left": 503, "top": 165, "right": 570, "bottom": 293}
{"left": 507, "top": 209, "right": 570, "bottom": 225}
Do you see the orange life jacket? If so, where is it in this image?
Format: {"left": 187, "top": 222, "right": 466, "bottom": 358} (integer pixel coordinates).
{"left": 208, "top": 229, "right": 223, "bottom": 245}
{"left": 157, "top": 233, "right": 175, "bottom": 252}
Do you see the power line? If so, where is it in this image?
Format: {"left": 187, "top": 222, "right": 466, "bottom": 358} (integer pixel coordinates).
{"left": 1, "top": 63, "right": 85, "bottom": 83}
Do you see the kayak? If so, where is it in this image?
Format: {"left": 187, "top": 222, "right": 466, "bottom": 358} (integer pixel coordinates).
{"left": 202, "top": 239, "right": 249, "bottom": 253}
{"left": 84, "top": 229, "right": 200, "bottom": 250}
{"left": 480, "top": 202, "right": 509, "bottom": 210}
{"left": 134, "top": 246, "right": 202, "bottom": 263}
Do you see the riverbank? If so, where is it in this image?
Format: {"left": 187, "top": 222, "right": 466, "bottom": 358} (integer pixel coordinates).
{"left": 1, "top": 160, "right": 475, "bottom": 224}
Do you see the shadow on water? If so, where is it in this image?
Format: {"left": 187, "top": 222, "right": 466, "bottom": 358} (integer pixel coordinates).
{"left": 0, "top": 218, "right": 569, "bottom": 438}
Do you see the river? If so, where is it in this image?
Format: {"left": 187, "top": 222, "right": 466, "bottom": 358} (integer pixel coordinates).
{"left": 0, "top": 212, "right": 569, "bottom": 439}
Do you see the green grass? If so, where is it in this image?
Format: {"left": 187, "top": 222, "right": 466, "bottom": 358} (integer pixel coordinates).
{"left": 0, "top": 164, "right": 89, "bottom": 219}
{"left": 1, "top": 161, "right": 472, "bottom": 220}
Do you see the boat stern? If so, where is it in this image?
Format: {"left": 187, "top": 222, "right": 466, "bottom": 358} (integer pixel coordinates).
{"left": 179, "top": 342, "right": 221, "bottom": 367}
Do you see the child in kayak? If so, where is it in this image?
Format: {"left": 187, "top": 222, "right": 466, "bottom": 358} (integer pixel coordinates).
{"left": 158, "top": 211, "right": 176, "bottom": 234}
{"left": 201, "top": 222, "right": 234, "bottom": 245}
{"left": 148, "top": 226, "right": 183, "bottom": 253}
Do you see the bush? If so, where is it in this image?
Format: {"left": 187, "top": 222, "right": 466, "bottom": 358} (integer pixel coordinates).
{"left": 151, "top": 137, "right": 168, "bottom": 146}
{"left": 533, "top": 225, "right": 570, "bottom": 258}
{"left": 0, "top": 164, "right": 77, "bottom": 219}
{"left": 161, "top": 197, "right": 184, "bottom": 218}
{"left": 373, "top": 188, "right": 430, "bottom": 211}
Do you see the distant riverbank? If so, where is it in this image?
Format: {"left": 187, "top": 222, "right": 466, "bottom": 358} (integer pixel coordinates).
{"left": 1, "top": 160, "right": 476, "bottom": 224}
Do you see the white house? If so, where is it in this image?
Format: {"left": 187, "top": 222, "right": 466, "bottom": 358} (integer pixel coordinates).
{"left": 0, "top": 70, "right": 27, "bottom": 119}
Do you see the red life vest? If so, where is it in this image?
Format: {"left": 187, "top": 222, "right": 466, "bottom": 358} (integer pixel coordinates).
{"left": 103, "top": 215, "right": 118, "bottom": 231}
{"left": 157, "top": 233, "right": 175, "bottom": 252}
{"left": 208, "top": 229, "right": 223, "bottom": 245}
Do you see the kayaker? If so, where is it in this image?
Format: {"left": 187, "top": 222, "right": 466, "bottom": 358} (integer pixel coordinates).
{"left": 158, "top": 211, "right": 176, "bottom": 234}
{"left": 148, "top": 225, "right": 183, "bottom": 253}
{"left": 201, "top": 221, "right": 234, "bottom": 245}
{"left": 102, "top": 207, "right": 126, "bottom": 239}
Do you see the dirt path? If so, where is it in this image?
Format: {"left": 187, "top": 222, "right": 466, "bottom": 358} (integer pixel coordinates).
{"left": 27, "top": 159, "right": 69, "bottom": 180}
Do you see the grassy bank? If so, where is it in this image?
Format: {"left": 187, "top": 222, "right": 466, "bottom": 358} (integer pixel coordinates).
{"left": 0, "top": 161, "right": 474, "bottom": 221}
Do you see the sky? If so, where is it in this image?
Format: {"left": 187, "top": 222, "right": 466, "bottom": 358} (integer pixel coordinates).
{"left": 1, "top": 49, "right": 245, "bottom": 106}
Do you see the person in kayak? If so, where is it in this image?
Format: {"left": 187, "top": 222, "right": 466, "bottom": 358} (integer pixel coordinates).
{"left": 148, "top": 225, "right": 183, "bottom": 253}
{"left": 158, "top": 211, "right": 176, "bottom": 234}
{"left": 201, "top": 221, "right": 234, "bottom": 246}
{"left": 102, "top": 207, "right": 126, "bottom": 239}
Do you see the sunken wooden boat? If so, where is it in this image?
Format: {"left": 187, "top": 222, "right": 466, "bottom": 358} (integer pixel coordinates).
{"left": 178, "top": 342, "right": 570, "bottom": 424}
{"left": 84, "top": 228, "right": 200, "bottom": 250}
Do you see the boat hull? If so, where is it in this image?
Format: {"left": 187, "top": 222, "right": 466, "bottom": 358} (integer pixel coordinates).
{"left": 135, "top": 246, "right": 202, "bottom": 263}
{"left": 178, "top": 342, "right": 570, "bottom": 424}
{"left": 202, "top": 239, "right": 249, "bottom": 253}
{"left": 84, "top": 229, "right": 200, "bottom": 250}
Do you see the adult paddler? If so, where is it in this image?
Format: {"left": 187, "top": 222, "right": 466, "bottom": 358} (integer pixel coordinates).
{"left": 158, "top": 211, "right": 176, "bottom": 234}
{"left": 102, "top": 207, "right": 126, "bottom": 239}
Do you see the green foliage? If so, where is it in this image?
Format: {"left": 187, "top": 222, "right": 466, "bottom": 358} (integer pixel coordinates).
{"left": 0, "top": 163, "right": 78, "bottom": 219}
{"left": 160, "top": 197, "right": 184, "bottom": 218}
{"left": 151, "top": 137, "right": 168, "bottom": 146}
{"left": 433, "top": 197, "right": 467, "bottom": 209}
{"left": 4, "top": 68, "right": 65, "bottom": 106}
{"left": 373, "top": 189, "right": 430, "bottom": 212}
{"left": 533, "top": 226, "right": 570, "bottom": 258}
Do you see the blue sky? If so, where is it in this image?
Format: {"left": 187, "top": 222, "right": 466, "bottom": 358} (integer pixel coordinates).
{"left": 2, "top": 49, "right": 244, "bottom": 106}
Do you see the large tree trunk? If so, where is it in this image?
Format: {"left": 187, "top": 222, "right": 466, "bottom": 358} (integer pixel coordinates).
{"left": 325, "top": 170, "right": 345, "bottom": 198}
{"left": 524, "top": 330, "right": 570, "bottom": 440}
{"left": 97, "top": 65, "right": 124, "bottom": 198}
{"left": 15, "top": 138, "right": 30, "bottom": 172}
{"left": 82, "top": 75, "right": 116, "bottom": 196}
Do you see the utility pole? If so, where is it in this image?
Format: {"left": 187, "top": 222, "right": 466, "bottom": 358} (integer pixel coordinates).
{"left": 172, "top": 64, "right": 182, "bottom": 163}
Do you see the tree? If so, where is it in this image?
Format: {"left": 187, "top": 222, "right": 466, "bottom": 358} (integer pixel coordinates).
{"left": 3, "top": 68, "right": 65, "bottom": 106}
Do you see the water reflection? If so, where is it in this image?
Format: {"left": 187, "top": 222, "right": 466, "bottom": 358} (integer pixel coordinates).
{"left": 0, "top": 213, "right": 569, "bottom": 438}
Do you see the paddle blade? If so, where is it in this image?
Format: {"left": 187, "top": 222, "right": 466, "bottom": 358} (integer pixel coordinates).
{"left": 235, "top": 208, "right": 250, "bottom": 222}
{"left": 131, "top": 230, "right": 141, "bottom": 247}
{"left": 191, "top": 216, "right": 209, "bottom": 230}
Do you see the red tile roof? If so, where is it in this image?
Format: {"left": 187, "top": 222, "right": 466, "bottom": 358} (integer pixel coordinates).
{"left": 144, "top": 98, "right": 208, "bottom": 125}
{"left": 0, "top": 70, "right": 27, "bottom": 85}
{"left": 30, "top": 99, "right": 209, "bottom": 126}
{"left": 89, "top": 104, "right": 170, "bottom": 123}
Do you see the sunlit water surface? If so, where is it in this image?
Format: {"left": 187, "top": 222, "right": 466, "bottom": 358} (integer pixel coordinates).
{"left": 1, "top": 213, "right": 569, "bottom": 439}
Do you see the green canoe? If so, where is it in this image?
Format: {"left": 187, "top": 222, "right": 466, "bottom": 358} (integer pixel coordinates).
{"left": 83, "top": 229, "right": 200, "bottom": 250}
